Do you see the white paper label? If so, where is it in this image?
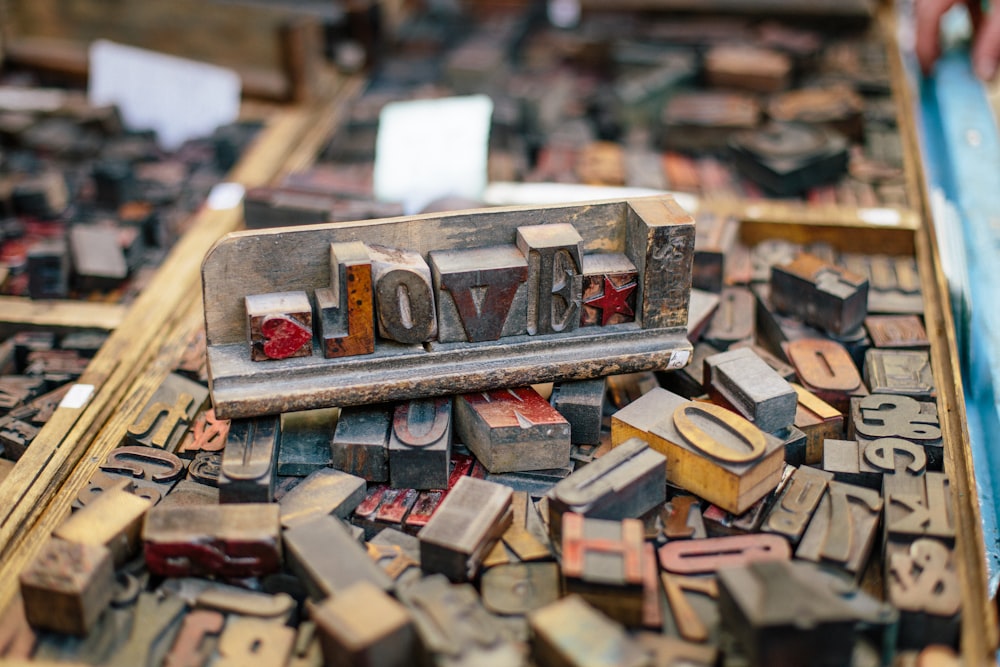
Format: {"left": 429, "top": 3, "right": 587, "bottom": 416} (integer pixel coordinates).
{"left": 669, "top": 349, "right": 692, "bottom": 370}
{"left": 208, "top": 183, "right": 246, "bottom": 210}
{"left": 60, "top": 384, "right": 95, "bottom": 410}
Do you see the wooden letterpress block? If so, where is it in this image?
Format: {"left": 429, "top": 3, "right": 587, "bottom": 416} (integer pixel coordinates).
{"left": 284, "top": 514, "right": 393, "bottom": 600}
{"left": 27, "top": 238, "right": 70, "bottom": 299}
{"left": 481, "top": 562, "right": 561, "bottom": 616}
{"left": 550, "top": 378, "right": 606, "bottom": 446}
{"left": 0, "top": 418, "right": 38, "bottom": 460}
{"left": 214, "top": 617, "right": 295, "bottom": 667}
{"left": 611, "top": 386, "right": 676, "bottom": 446}
{"left": 429, "top": 244, "right": 528, "bottom": 343}
{"left": 331, "top": 404, "right": 391, "bottom": 482}
{"left": 796, "top": 480, "right": 883, "bottom": 580}
{"left": 104, "top": 591, "right": 185, "bottom": 667}
{"left": 884, "top": 471, "right": 954, "bottom": 545}
{"left": 762, "top": 465, "right": 833, "bottom": 546}
{"left": 824, "top": 436, "right": 927, "bottom": 488}
{"left": 716, "top": 560, "right": 870, "bottom": 667}
{"left": 177, "top": 408, "right": 229, "bottom": 458}
{"left": 19, "top": 538, "right": 114, "bottom": 636}
{"left": 389, "top": 397, "right": 452, "bottom": 490}
{"left": 659, "top": 573, "right": 720, "bottom": 646}
{"left": 887, "top": 538, "right": 961, "bottom": 649}
{"left": 791, "top": 383, "right": 843, "bottom": 465}
{"left": 704, "top": 45, "right": 791, "bottom": 93}
{"left": 219, "top": 416, "right": 280, "bottom": 503}
{"left": 851, "top": 394, "right": 943, "bottom": 470}
{"left": 691, "top": 212, "right": 739, "bottom": 293}
{"left": 53, "top": 482, "right": 152, "bottom": 566}
{"left": 644, "top": 392, "right": 786, "bottom": 514}
{"left": 658, "top": 534, "right": 791, "bottom": 575}
{"left": 786, "top": 338, "right": 867, "bottom": 413}
{"left": 766, "top": 86, "right": 865, "bottom": 140}
{"left": 68, "top": 224, "right": 130, "bottom": 290}
{"left": 316, "top": 241, "right": 375, "bottom": 358}
{"left": 277, "top": 407, "right": 336, "bottom": 476}
{"left": 158, "top": 479, "right": 220, "bottom": 508}
{"left": 399, "top": 575, "right": 520, "bottom": 665}
{"left": 661, "top": 92, "right": 760, "bottom": 152}
{"left": 561, "top": 514, "right": 646, "bottom": 626}
{"left": 625, "top": 197, "right": 695, "bottom": 330}
{"left": 454, "top": 386, "right": 570, "bottom": 473}
{"left": 686, "top": 289, "right": 721, "bottom": 343}
{"left": 369, "top": 244, "right": 437, "bottom": 344}
{"left": 245, "top": 291, "right": 313, "bottom": 361}
{"left": 864, "top": 349, "right": 935, "bottom": 399}
{"left": 143, "top": 503, "right": 281, "bottom": 578}
{"left": 418, "top": 476, "right": 512, "bottom": 582}
{"left": 99, "top": 445, "right": 187, "bottom": 502}
{"left": 278, "top": 467, "right": 366, "bottom": 528}
{"left": 703, "top": 492, "right": 775, "bottom": 538}
{"left": 310, "top": 581, "right": 416, "bottom": 667}
{"left": 0, "top": 376, "right": 44, "bottom": 413}
{"left": 367, "top": 528, "right": 422, "bottom": 583}
{"left": 659, "top": 341, "right": 720, "bottom": 399}
{"left": 498, "top": 491, "right": 552, "bottom": 562}
{"left": 187, "top": 452, "right": 221, "bottom": 487}
{"left": 864, "top": 315, "right": 930, "bottom": 349}
{"left": 243, "top": 186, "right": 335, "bottom": 229}
{"left": 515, "top": 223, "right": 584, "bottom": 336}
{"left": 579, "top": 253, "right": 638, "bottom": 327}
{"left": 528, "top": 595, "right": 648, "bottom": 667}
{"left": 125, "top": 372, "right": 208, "bottom": 451}
{"left": 352, "top": 485, "right": 413, "bottom": 538}
{"left": 547, "top": 438, "right": 666, "bottom": 541}
{"left": 704, "top": 347, "right": 797, "bottom": 434}
{"left": 163, "top": 610, "right": 225, "bottom": 667}
{"left": 702, "top": 287, "right": 754, "bottom": 350}
{"left": 660, "top": 494, "right": 707, "bottom": 540}
{"left": 771, "top": 253, "right": 869, "bottom": 336}
{"left": 731, "top": 122, "right": 850, "bottom": 196}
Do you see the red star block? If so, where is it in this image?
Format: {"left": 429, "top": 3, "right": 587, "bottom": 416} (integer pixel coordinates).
{"left": 584, "top": 276, "right": 637, "bottom": 326}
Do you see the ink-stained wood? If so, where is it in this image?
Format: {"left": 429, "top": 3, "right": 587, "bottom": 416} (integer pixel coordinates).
{"left": 730, "top": 122, "right": 851, "bottom": 196}
{"left": 52, "top": 482, "right": 151, "bottom": 566}
{"left": 417, "top": 475, "right": 513, "bottom": 582}
{"left": 785, "top": 338, "right": 868, "bottom": 413}
{"left": 454, "top": 386, "right": 571, "bottom": 473}
{"left": 315, "top": 241, "right": 375, "bottom": 359}
{"left": 19, "top": 538, "right": 114, "bottom": 636}
{"left": 245, "top": 292, "right": 314, "bottom": 362}
{"left": 276, "top": 407, "right": 336, "bottom": 476}
{"left": 309, "top": 581, "right": 416, "bottom": 667}
{"left": 369, "top": 245, "right": 438, "bottom": 345}
{"left": 864, "top": 348, "right": 935, "bottom": 398}
{"left": 770, "top": 253, "right": 869, "bottom": 336}
{"left": 790, "top": 383, "right": 843, "bottom": 465}
{"left": 331, "top": 404, "right": 391, "bottom": 482}
{"left": 703, "top": 347, "right": 797, "bottom": 434}
{"left": 4, "top": 0, "right": 326, "bottom": 101}
{"left": 176, "top": 408, "right": 228, "bottom": 458}
{"left": 851, "top": 394, "right": 943, "bottom": 470}
{"left": 546, "top": 437, "right": 665, "bottom": 541}
{"left": 388, "top": 397, "right": 452, "bottom": 490}
{"left": 283, "top": 514, "right": 393, "bottom": 601}
{"left": 579, "top": 253, "right": 638, "bottom": 328}
{"left": 218, "top": 416, "right": 280, "bottom": 503}
{"left": 865, "top": 314, "right": 930, "bottom": 349}
{"left": 164, "top": 610, "right": 224, "bottom": 667}
{"left": 278, "top": 467, "right": 366, "bottom": 528}
{"left": 528, "top": 595, "right": 648, "bottom": 667}
{"left": 887, "top": 538, "right": 962, "bottom": 650}
{"left": 203, "top": 197, "right": 694, "bottom": 418}
{"left": 762, "top": 465, "right": 833, "bottom": 545}
{"left": 142, "top": 503, "right": 282, "bottom": 578}
{"left": 884, "top": 471, "right": 955, "bottom": 545}
{"left": 550, "top": 378, "right": 606, "bottom": 446}
{"left": 661, "top": 494, "right": 708, "bottom": 540}
{"left": 796, "top": 480, "right": 882, "bottom": 580}
{"left": 124, "top": 372, "right": 207, "bottom": 452}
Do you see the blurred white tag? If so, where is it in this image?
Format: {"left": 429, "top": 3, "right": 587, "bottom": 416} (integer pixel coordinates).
{"left": 89, "top": 40, "right": 241, "bottom": 151}
{"left": 208, "top": 183, "right": 246, "bottom": 210}
{"left": 374, "top": 95, "right": 493, "bottom": 215}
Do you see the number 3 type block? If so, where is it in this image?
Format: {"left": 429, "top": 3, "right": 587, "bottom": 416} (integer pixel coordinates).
{"left": 245, "top": 291, "right": 313, "bottom": 361}
{"left": 454, "top": 386, "right": 570, "bottom": 473}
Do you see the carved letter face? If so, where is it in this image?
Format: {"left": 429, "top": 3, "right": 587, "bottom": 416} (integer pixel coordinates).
{"left": 317, "top": 241, "right": 375, "bottom": 358}
{"left": 370, "top": 245, "right": 437, "bottom": 345}
{"left": 245, "top": 291, "right": 313, "bottom": 361}
{"left": 580, "top": 253, "right": 638, "bottom": 328}
{"left": 516, "top": 223, "right": 584, "bottom": 336}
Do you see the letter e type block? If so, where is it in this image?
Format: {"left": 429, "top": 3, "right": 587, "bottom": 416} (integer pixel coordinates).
{"left": 516, "top": 223, "right": 584, "bottom": 336}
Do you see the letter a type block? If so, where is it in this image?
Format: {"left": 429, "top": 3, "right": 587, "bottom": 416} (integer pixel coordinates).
{"left": 430, "top": 245, "right": 528, "bottom": 343}
{"left": 454, "top": 386, "right": 571, "bottom": 473}
{"left": 316, "top": 241, "right": 375, "bottom": 358}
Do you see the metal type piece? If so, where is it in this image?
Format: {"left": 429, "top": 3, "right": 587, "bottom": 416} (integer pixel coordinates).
{"left": 703, "top": 347, "right": 797, "bottom": 434}
{"left": 389, "top": 397, "right": 452, "bottom": 490}
{"left": 331, "top": 404, "right": 391, "bottom": 482}
{"left": 887, "top": 539, "right": 962, "bottom": 649}
{"left": 125, "top": 372, "right": 208, "bottom": 451}
{"left": 316, "top": 241, "right": 375, "bottom": 358}
{"left": 528, "top": 595, "right": 648, "bottom": 667}
{"left": 455, "top": 386, "right": 570, "bottom": 473}
{"left": 550, "top": 378, "right": 606, "bottom": 446}
{"left": 244, "top": 291, "right": 314, "bottom": 361}
{"left": 579, "top": 253, "right": 638, "bottom": 328}
{"left": 19, "top": 538, "right": 114, "bottom": 636}
{"left": 218, "top": 415, "right": 280, "bottom": 503}
{"left": 516, "top": 223, "right": 584, "bottom": 336}
{"left": 309, "top": 581, "right": 417, "bottom": 667}
{"left": 284, "top": 514, "right": 393, "bottom": 601}
{"left": 864, "top": 349, "right": 935, "bottom": 398}
{"left": 785, "top": 338, "right": 867, "bottom": 413}
{"left": 369, "top": 244, "right": 438, "bottom": 344}
{"left": 430, "top": 244, "right": 529, "bottom": 343}
{"left": 418, "top": 476, "right": 513, "bottom": 582}
{"left": 884, "top": 471, "right": 954, "bottom": 545}
{"left": 658, "top": 534, "right": 791, "bottom": 574}
{"left": 142, "top": 503, "right": 282, "bottom": 578}
{"left": 546, "top": 437, "right": 665, "bottom": 541}
{"left": 279, "top": 467, "right": 366, "bottom": 528}
{"left": 770, "top": 253, "right": 869, "bottom": 336}
{"left": 796, "top": 480, "right": 883, "bottom": 580}
{"left": 54, "top": 481, "right": 152, "bottom": 566}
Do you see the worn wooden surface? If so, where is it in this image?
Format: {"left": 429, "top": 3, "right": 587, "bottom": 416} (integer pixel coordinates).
{"left": 0, "top": 298, "right": 126, "bottom": 335}
{"left": 0, "top": 80, "right": 364, "bottom": 618}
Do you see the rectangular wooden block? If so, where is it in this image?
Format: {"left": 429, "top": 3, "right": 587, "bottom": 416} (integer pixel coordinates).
{"left": 770, "top": 253, "right": 869, "bottom": 336}
{"left": 886, "top": 538, "right": 961, "bottom": 649}
{"left": 704, "top": 347, "right": 797, "bottom": 434}
{"left": 454, "top": 386, "right": 570, "bottom": 473}
{"left": 884, "top": 471, "right": 954, "bottom": 545}
{"left": 528, "top": 595, "right": 647, "bottom": 667}
{"left": 864, "top": 348, "right": 935, "bottom": 399}
{"left": 762, "top": 466, "right": 833, "bottom": 546}
{"left": 791, "top": 383, "right": 843, "bottom": 465}
{"left": 125, "top": 372, "right": 208, "bottom": 452}
{"left": 218, "top": 415, "right": 280, "bottom": 503}
{"left": 389, "top": 397, "right": 452, "bottom": 490}
{"left": 277, "top": 407, "right": 336, "bottom": 476}
{"left": 278, "top": 467, "right": 366, "bottom": 528}
{"left": 850, "top": 394, "right": 943, "bottom": 471}
{"left": 417, "top": 476, "right": 513, "bottom": 582}
{"left": 580, "top": 253, "right": 638, "bottom": 328}
{"left": 53, "top": 482, "right": 152, "bottom": 566}
{"left": 309, "top": 581, "right": 416, "bottom": 667}
{"left": 315, "top": 241, "right": 375, "bottom": 359}
{"left": 331, "top": 404, "right": 391, "bottom": 482}
{"left": 785, "top": 338, "right": 868, "bottom": 414}
{"left": 702, "top": 286, "right": 754, "bottom": 349}
{"left": 550, "top": 378, "right": 606, "bottom": 446}
{"left": 244, "top": 291, "right": 313, "bottom": 362}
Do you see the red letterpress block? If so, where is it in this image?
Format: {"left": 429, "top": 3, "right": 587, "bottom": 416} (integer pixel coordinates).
{"left": 245, "top": 291, "right": 313, "bottom": 361}
{"left": 580, "top": 254, "right": 638, "bottom": 328}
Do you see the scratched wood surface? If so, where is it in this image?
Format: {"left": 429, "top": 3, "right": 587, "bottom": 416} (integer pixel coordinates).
{"left": 0, "top": 79, "right": 365, "bottom": 618}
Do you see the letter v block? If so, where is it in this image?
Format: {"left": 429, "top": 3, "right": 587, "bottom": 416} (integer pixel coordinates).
{"left": 454, "top": 387, "right": 570, "bottom": 473}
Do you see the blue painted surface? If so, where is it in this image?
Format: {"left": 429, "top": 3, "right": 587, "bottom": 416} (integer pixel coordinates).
{"left": 918, "top": 49, "right": 1000, "bottom": 592}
